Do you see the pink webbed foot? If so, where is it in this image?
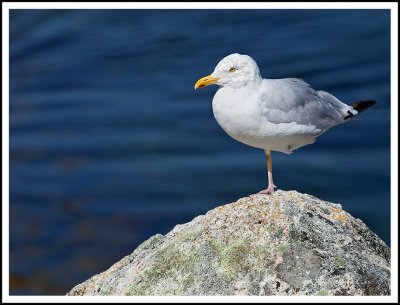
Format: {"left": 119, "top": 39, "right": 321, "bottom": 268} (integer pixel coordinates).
{"left": 258, "top": 185, "right": 277, "bottom": 194}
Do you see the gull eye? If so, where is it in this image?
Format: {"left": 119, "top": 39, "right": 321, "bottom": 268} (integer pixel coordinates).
{"left": 229, "top": 67, "right": 237, "bottom": 72}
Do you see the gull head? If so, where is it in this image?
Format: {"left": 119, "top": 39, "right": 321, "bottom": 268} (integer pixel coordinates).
{"left": 195, "top": 53, "right": 262, "bottom": 89}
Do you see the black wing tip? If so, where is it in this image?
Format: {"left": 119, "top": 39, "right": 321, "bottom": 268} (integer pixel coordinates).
{"left": 351, "top": 100, "right": 377, "bottom": 112}
{"left": 344, "top": 100, "right": 376, "bottom": 120}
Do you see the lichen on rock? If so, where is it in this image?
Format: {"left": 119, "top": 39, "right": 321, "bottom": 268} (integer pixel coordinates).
{"left": 67, "top": 190, "right": 391, "bottom": 296}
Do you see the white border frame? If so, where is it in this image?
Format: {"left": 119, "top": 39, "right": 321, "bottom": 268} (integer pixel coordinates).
{"left": 2, "top": 2, "right": 398, "bottom": 303}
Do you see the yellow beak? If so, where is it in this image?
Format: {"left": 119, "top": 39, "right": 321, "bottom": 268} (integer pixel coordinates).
{"left": 194, "top": 75, "right": 219, "bottom": 89}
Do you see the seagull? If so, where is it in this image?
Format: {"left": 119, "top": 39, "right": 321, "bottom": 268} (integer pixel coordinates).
{"left": 194, "top": 53, "right": 375, "bottom": 194}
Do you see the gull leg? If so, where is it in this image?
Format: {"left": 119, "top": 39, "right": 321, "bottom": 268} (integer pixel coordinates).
{"left": 258, "top": 149, "right": 277, "bottom": 194}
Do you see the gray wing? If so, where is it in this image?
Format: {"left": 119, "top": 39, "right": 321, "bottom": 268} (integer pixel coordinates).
{"left": 259, "top": 78, "right": 352, "bottom": 131}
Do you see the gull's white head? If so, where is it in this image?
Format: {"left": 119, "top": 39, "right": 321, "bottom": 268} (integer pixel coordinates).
{"left": 195, "top": 53, "right": 262, "bottom": 89}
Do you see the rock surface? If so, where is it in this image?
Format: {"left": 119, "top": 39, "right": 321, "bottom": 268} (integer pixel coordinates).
{"left": 67, "top": 190, "right": 390, "bottom": 296}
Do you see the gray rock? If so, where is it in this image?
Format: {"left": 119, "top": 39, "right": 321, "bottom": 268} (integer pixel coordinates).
{"left": 67, "top": 190, "right": 390, "bottom": 296}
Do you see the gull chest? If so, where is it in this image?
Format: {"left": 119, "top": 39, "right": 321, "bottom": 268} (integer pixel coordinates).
{"left": 212, "top": 88, "right": 263, "bottom": 140}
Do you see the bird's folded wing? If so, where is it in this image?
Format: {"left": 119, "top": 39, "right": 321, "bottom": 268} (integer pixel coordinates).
{"left": 258, "top": 78, "right": 345, "bottom": 131}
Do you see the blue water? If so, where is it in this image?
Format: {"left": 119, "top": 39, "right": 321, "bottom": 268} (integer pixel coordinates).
{"left": 9, "top": 9, "right": 391, "bottom": 295}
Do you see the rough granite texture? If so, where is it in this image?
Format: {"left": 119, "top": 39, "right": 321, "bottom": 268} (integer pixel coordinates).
{"left": 67, "top": 190, "right": 390, "bottom": 296}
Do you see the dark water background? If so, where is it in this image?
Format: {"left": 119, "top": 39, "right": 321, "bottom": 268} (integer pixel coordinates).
{"left": 9, "top": 9, "right": 391, "bottom": 295}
